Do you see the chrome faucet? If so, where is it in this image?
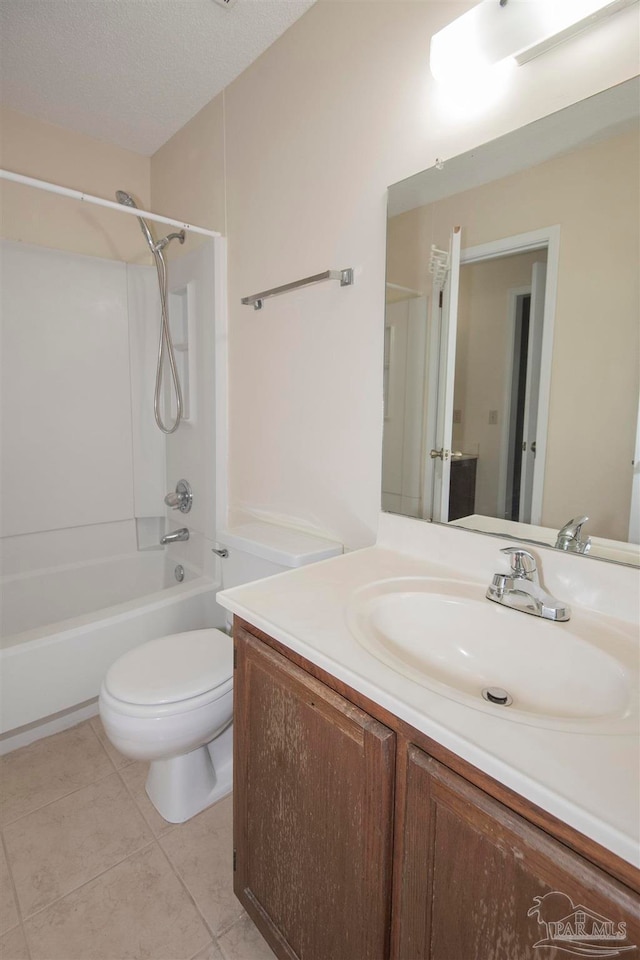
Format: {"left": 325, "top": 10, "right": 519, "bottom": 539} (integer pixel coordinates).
{"left": 160, "top": 527, "right": 190, "bottom": 545}
{"left": 554, "top": 516, "right": 591, "bottom": 554}
{"left": 486, "top": 547, "right": 570, "bottom": 621}
{"left": 164, "top": 479, "right": 192, "bottom": 514}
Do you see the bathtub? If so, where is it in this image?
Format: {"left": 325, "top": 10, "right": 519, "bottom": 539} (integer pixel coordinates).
{"left": 0, "top": 552, "right": 221, "bottom": 735}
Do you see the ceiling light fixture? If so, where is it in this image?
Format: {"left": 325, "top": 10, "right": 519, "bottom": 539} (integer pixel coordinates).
{"left": 430, "top": 0, "right": 638, "bottom": 85}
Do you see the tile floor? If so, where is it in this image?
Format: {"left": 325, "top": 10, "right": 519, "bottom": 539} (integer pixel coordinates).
{"left": 0, "top": 718, "right": 276, "bottom": 960}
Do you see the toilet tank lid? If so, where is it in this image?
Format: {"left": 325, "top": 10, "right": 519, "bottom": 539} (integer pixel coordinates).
{"left": 218, "top": 520, "right": 343, "bottom": 567}
{"left": 104, "top": 629, "right": 233, "bottom": 705}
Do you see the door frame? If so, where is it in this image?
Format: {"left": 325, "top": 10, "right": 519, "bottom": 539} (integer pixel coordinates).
{"left": 498, "top": 285, "right": 532, "bottom": 520}
{"left": 423, "top": 229, "right": 462, "bottom": 522}
{"left": 630, "top": 395, "right": 640, "bottom": 544}
{"left": 459, "top": 226, "right": 560, "bottom": 525}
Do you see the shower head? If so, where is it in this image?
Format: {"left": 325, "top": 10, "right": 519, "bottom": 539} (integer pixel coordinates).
{"left": 115, "top": 190, "right": 185, "bottom": 255}
{"left": 115, "top": 190, "right": 137, "bottom": 207}
{"left": 115, "top": 189, "right": 156, "bottom": 253}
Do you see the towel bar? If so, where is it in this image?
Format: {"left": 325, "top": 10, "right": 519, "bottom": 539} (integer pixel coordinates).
{"left": 241, "top": 268, "right": 354, "bottom": 310}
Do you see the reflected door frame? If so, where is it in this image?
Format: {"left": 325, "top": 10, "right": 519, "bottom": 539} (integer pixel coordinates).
{"left": 425, "top": 224, "right": 560, "bottom": 524}
{"left": 429, "top": 228, "right": 462, "bottom": 522}
{"left": 499, "top": 264, "right": 547, "bottom": 524}
{"left": 630, "top": 395, "right": 640, "bottom": 543}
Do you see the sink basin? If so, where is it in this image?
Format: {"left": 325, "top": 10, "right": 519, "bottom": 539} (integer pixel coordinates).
{"left": 346, "top": 578, "right": 638, "bottom": 732}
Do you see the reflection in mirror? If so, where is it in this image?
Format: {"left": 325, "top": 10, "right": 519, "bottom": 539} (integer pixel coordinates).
{"left": 383, "top": 78, "right": 640, "bottom": 566}
{"left": 455, "top": 248, "right": 548, "bottom": 524}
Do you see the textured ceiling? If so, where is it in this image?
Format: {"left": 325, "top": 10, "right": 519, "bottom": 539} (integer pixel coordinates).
{"left": 0, "top": 0, "right": 316, "bottom": 156}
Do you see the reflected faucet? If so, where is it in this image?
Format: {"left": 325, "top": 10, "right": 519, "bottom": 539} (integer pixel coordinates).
{"left": 160, "top": 527, "right": 190, "bottom": 545}
{"left": 555, "top": 516, "right": 591, "bottom": 554}
{"left": 486, "top": 547, "right": 570, "bottom": 622}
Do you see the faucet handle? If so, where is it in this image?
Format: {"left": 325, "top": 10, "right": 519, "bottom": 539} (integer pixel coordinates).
{"left": 500, "top": 546, "right": 537, "bottom": 580}
{"left": 164, "top": 479, "right": 192, "bottom": 514}
{"left": 555, "top": 515, "right": 591, "bottom": 553}
{"left": 560, "top": 515, "right": 589, "bottom": 536}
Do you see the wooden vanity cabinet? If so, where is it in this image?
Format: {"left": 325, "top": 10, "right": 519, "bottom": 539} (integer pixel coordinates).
{"left": 393, "top": 743, "right": 640, "bottom": 960}
{"left": 233, "top": 620, "right": 640, "bottom": 960}
{"left": 233, "top": 624, "right": 396, "bottom": 960}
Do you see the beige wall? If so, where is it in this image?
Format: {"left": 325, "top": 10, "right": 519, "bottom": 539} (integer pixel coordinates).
{"left": 0, "top": 106, "right": 150, "bottom": 262}
{"left": 151, "top": 96, "right": 225, "bottom": 235}
{"left": 387, "top": 130, "right": 639, "bottom": 540}
{"left": 150, "top": 0, "right": 638, "bottom": 549}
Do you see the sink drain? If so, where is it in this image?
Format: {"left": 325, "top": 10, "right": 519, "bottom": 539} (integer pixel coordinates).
{"left": 482, "top": 687, "right": 513, "bottom": 707}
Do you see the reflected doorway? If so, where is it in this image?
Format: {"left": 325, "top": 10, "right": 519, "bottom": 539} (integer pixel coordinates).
{"left": 506, "top": 291, "right": 531, "bottom": 521}
{"left": 451, "top": 248, "right": 548, "bottom": 524}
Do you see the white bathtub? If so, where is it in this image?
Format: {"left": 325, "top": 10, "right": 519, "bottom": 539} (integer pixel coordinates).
{"left": 0, "top": 552, "right": 221, "bottom": 735}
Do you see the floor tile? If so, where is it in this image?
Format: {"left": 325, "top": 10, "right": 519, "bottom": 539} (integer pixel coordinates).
{"left": 0, "top": 924, "right": 29, "bottom": 960}
{"left": 0, "top": 722, "right": 113, "bottom": 826}
{"left": 217, "top": 913, "right": 277, "bottom": 960}
{"left": 24, "top": 843, "right": 211, "bottom": 960}
{"left": 118, "top": 762, "right": 176, "bottom": 838}
{"left": 4, "top": 772, "right": 153, "bottom": 917}
{"left": 0, "top": 842, "right": 19, "bottom": 936}
{"left": 89, "top": 716, "right": 133, "bottom": 769}
{"left": 160, "top": 795, "right": 243, "bottom": 937}
{"left": 191, "top": 942, "right": 225, "bottom": 960}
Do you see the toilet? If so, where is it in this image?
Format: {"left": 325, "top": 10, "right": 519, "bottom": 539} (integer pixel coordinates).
{"left": 99, "top": 523, "right": 342, "bottom": 825}
{"left": 99, "top": 628, "right": 233, "bottom": 824}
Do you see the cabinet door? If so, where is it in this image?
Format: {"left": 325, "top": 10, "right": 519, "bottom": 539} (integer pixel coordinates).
{"left": 394, "top": 744, "right": 640, "bottom": 960}
{"left": 234, "top": 627, "right": 396, "bottom": 960}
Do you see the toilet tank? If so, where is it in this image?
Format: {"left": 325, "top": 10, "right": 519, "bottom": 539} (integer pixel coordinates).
{"left": 217, "top": 520, "right": 343, "bottom": 591}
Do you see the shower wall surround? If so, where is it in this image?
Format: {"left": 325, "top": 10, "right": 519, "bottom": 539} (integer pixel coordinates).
{"left": 0, "top": 239, "right": 164, "bottom": 573}
{"left": 0, "top": 107, "right": 159, "bottom": 574}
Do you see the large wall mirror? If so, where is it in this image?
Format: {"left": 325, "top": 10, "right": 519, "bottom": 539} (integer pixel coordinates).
{"left": 383, "top": 77, "right": 639, "bottom": 566}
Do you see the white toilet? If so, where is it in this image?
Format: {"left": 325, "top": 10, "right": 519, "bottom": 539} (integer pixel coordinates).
{"left": 99, "top": 628, "right": 233, "bottom": 824}
{"left": 99, "top": 524, "right": 342, "bottom": 825}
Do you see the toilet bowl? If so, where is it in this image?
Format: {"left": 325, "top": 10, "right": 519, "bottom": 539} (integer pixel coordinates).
{"left": 99, "top": 628, "right": 233, "bottom": 824}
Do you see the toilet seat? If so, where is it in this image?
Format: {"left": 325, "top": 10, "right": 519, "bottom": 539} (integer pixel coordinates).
{"left": 103, "top": 628, "right": 233, "bottom": 713}
{"left": 99, "top": 627, "right": 234, "bottom": 822}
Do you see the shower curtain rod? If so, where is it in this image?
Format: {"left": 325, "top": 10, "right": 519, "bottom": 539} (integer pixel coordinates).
{"left": 0, "top": 169, "right": 220, "bottom": 239}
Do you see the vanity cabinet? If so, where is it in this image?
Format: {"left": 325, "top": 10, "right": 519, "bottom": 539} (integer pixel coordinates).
{"left": 394, "top": 743, "right": 639, "bottom": 960}
{"left": 233, "top": 624, "right": 395, "bottom": 960}
{"left": 233, "top": 620, "right": 640, "bottom": 960}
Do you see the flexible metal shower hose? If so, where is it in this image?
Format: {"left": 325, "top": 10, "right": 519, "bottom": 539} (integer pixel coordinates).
{"left": 152, "top": 246, "right": 183, "bottom": 434}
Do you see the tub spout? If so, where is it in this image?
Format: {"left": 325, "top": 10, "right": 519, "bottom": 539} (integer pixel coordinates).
{"left": 160, "top": 528, "right": 189, "bottom": 545}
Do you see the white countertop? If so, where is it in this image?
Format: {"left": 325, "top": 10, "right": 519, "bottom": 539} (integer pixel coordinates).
{"left": 217, "top": 514, "right": 640, "bottom": 867}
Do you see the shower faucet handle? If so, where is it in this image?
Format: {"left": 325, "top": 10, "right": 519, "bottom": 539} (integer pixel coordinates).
{"left": 164, "top": 479, "right": 193, "bottom": 514}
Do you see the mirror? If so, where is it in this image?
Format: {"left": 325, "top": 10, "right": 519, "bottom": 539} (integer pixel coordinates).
{"left": 384, "top": 77, "right": 639, "bottom": 566}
